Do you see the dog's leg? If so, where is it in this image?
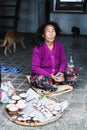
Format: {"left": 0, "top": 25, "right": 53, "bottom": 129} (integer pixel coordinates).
{"left": 4, "top": 40, "right": 13, "bottom": 56}
{"left": 4, "top": 46, "right": 8, "bottom": 56}
{"left": 8, "top": 48, "right": 12, "bottom": 53}
{"left": 4, "top": 45, "right": 12, "bottom": 56}
{"left": 13, "top": 42, "right": 16, "bottom": 53}
{"left": 21, "top": 41, "right": 26, "bottom": 49}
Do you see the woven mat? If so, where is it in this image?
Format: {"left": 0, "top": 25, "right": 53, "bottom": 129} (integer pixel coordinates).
{"left": 26, "top": 75, "right": 73, "bottom": 97}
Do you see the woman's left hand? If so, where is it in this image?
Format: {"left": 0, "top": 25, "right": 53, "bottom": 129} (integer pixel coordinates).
{"left": 55, "top": 72, "right": 65, "bottom": 82}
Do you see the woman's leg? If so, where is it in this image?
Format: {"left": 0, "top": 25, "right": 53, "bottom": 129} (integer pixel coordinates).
{"left": 30, "top": 75, "right": 57, "bottom": 92}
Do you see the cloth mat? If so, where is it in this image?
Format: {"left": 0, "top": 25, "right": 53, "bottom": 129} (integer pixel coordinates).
{"left": 0, "top": 66, "right": 21, "bottom": 73}
{"left": 26, "top": 75, "right": 73, "bottom": 97}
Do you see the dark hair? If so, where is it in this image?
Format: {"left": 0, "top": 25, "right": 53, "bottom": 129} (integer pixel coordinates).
{"left": 34, "top": 21, "right": 61, "bottom": 46}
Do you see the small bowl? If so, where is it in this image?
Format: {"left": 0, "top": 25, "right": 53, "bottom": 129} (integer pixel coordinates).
{"left": 17, "top": 99, "right": 26, "bottom": 104}
{"left": 6, "top": 104, "right": 16, "bottom": 109}
{"left": 19, "top": 93, "right": 28, "bottom": 99}
{"left": 8, "top": 105, "right": 18, "bottom": 115}
{"left": 8, "top": 99, "right": 16, "bottom": 104}
{"left": 12, "top": 95, "right": 21, "bottom": 101}
{"left": 16, "top": 103, "right": 26, "bottom": 111}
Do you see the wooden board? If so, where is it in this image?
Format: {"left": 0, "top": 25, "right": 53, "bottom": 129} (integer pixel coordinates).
{"left": 26, "top": 75, "right": 73, "bottom": 97}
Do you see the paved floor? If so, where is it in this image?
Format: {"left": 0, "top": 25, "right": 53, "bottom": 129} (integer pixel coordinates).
{"left": 0, "top": 36, "right": 87, "bottom": 130}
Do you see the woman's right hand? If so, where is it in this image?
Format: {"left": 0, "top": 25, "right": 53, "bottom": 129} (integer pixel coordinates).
{"left": 51, "top": 74, "right": 59, "bottom": 82}
{"left": 51, "top": 73, "right": 64, "bottom": 82}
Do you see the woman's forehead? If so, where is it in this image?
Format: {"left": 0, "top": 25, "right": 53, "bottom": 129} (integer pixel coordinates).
{"left": 44, "top": 25, "right": 55, "bottom": 30}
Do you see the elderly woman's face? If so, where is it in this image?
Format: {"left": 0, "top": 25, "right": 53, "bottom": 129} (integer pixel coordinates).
{"left": 43, "top": 25, "right": 56, "bottom": 43}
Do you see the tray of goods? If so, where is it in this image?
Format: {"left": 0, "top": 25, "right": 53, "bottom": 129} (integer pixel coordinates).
{"left": 5, "top": 88, "right": 68, "bottom": 126}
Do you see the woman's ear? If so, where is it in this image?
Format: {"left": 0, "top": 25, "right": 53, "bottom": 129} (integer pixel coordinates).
{"left": 42, "top": 34, "right": 44, "bottom": 37}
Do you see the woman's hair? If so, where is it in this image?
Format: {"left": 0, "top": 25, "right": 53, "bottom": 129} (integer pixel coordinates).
{"left": 34, "top": 21, "right": 61, "bottom": 46}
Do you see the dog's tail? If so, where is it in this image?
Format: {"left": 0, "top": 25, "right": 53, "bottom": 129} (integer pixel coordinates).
{"left": 0, "top": 38, "right": 7, "bottom": 47}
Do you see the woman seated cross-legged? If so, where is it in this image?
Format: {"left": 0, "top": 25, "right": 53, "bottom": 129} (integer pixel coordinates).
{"left": 30, "top": 21, "right": 74, "bottom": 92}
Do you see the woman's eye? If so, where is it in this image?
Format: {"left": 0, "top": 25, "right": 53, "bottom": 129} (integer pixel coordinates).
{"left": 46, "top": 30, "right": 55, "bottom": 33}
{"left": 46, "top": 31, "right": 50, "bottom": 33}
{"left": 52, "top": 30, "right": 55, "bottom": 32}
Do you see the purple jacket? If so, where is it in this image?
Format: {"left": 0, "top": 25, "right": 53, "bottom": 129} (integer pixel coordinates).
{"left": 31, "top": 41, "right": 67, "bottom": 76}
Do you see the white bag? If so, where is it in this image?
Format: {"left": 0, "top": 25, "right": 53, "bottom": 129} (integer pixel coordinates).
{"left": 0, "top": 81, "right": 14, "bottom": 103}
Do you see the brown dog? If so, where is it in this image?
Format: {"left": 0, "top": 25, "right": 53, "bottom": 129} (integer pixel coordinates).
{"left": 0, "top": 30, "right": 26, "bottom": 56}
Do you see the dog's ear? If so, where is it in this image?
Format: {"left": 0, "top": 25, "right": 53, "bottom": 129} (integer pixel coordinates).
{"left": 71, "top": 26, "right": 77, "bottom": 32}
{"left": 71, "top": 26, "right": 80, "bottom": 33}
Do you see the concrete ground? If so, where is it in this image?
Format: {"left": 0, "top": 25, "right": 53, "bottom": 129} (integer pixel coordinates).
{"left": 0, "top": 36, "right": 87, "bottom": 130}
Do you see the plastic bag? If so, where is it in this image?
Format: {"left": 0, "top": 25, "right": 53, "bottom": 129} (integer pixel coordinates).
{"left": 0, "top": 81, "right": 14, "bottom": 103}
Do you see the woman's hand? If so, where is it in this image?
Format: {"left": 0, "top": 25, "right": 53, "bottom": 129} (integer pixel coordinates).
{"left": 51, "top": 72, "right": 65, "bottom": 82}
{"left": 51, "top": 74, "right": 58, "bottom": 82}
{"left": 56, "top": 72, "right": 65, "bottom": 82}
